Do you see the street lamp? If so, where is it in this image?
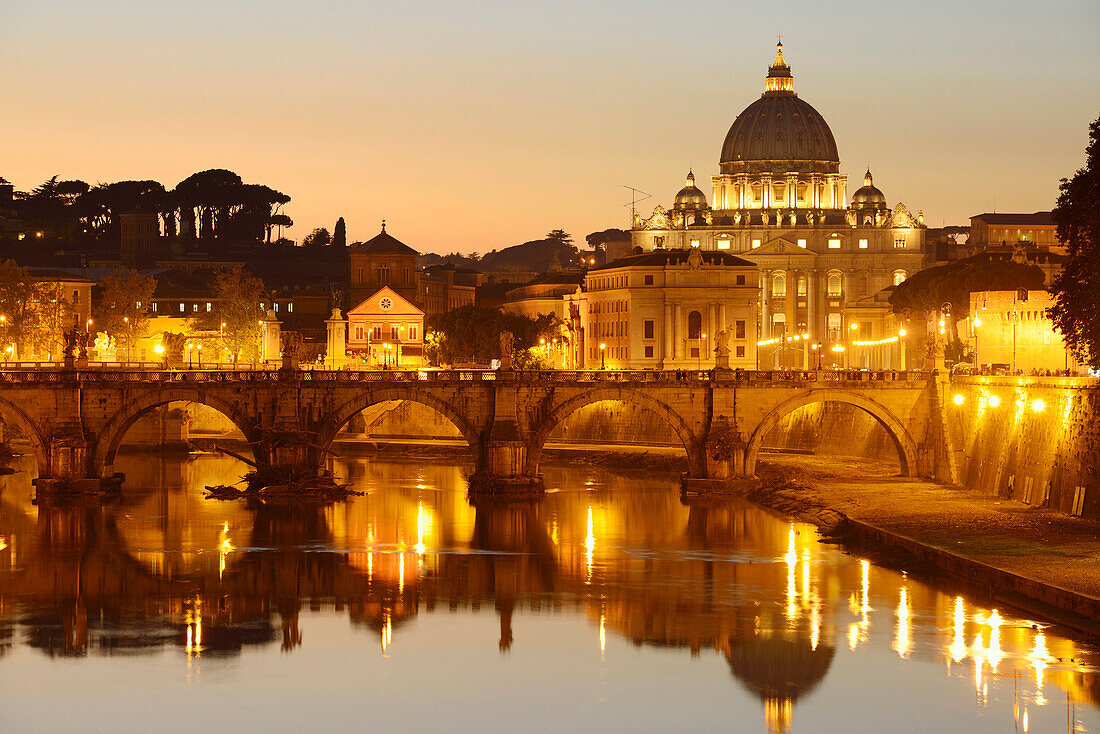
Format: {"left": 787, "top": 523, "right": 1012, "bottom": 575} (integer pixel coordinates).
{"left": 186, "top": 343, "right": 193, "bottom": 368}
{"left": 971, "top": 316, "right": 981, "bottom": 367}
{"left": 699, "top": 333, "right": 707, "bottom": 370}
{"left": 86, "top": 318, "right": 92, "bottom": 333}
{"left": 599, "top": 342, "right": 606, "bottom": 369}
{"left": 196, "top": 344, "right": 202, "bottom": 368}
{"left": 831, "top": 343, "right": 847, "bottom": 369}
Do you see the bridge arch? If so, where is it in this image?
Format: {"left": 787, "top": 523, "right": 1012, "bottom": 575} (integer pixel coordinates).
{"left": 0, "top": 396, "right": 49, "bottom": 475}
{"left": 93, "top": 389, "right": 258, "bottom": 477}
{"left": 744, "top": 389, "right": 918, "bottom": 477}
{"left": 525, "top": 388, "right": 704, "bottom": 477}
{"left": 316, "top": 387, "right": 482, "bottom": 465}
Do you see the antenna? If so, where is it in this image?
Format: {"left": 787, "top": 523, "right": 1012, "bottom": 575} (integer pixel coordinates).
{"left": 622, "top": 185, "right": 652, "bottom": 222}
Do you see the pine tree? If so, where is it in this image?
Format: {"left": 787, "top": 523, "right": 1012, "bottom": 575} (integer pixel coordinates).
{"left": 1047, "top": 115, "right": 1100, "bottom": 369}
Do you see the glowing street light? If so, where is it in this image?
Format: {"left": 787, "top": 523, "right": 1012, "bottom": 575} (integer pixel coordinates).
{"left": 953, "top": 394, "right": 965, "bottom": 406}
{"left": 599, "top": 342, "right": 606, "bottom": 369}
{"left": 1031, "top": 399, "right": 1046, "bottom": 413}
{"left": 988, "top": 394, "right": 1001, "bottom": 408}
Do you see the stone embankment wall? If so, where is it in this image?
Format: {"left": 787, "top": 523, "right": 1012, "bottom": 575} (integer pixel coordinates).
{"left": 947, "top": 377, "right": 1100, "bottom": 519}
{"left": 761, "top": 402, "right": 899, "bottom": 464}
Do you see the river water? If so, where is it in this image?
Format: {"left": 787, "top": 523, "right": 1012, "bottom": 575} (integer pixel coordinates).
{"left": 0, "top": 450, "right": 1096, "bottom": 734}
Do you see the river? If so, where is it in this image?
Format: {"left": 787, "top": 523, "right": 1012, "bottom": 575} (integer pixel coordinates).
{"left": 0, "top": 449, "right": 1096, "bottom": 733}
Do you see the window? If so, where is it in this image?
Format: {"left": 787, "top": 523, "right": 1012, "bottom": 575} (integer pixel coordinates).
{"left": 152, "top": 302, "right": 158, "bottom": 313}
{"left": 653, "top": 235, "right": 665, "bottom": 248}
{"left": 288, "top": 302, "right": 294, "bottom": 313}
{"left": 858, "top": 238, "right": 868, "bottom": 249}
{"left": 690, "top": 239, "right": 700, "bottom": 248}
{"left": 644, "top": 320, "right": 654, "bottom": 339}
{"left": 357, "top": 267, "right": 363, "bottom": 283}
{"left": 372, "top": 326, "right": 381, "bottom": 340}
{"left": 894, "top": 237, "right": 907, "bottom": 249}
{"left": 391, "top": 326, "right": 398, "bottom": 340}
{"left": 274, "top": 303, "right": 279, "bottom": 313}
{"left": 797, "top": 278, "right": 807, "bottom": 296}
{"left": 135, "top": 301, "right": 141, "bottom": 309}
{"left": 690, "top": 348, "right": 700, "bottom": 358}
{"left": 717, "top": 239, "right": 730, "bottom": 250}
{"left": 644, "top": 346, "right": 653, "bottom": 358}
{"left": 356, "top": 327, "right": 363, "bottom": 340}
{"left": 687, "top": 311, "right": 702, "bottom": 339}
{"left": 893, "top": 270, "right": 908, "bottom": 286}
{"left": 378, "top": 264, "right": 390, "bottom": 283}
{"left": 73, "top": 290, "right": 80, "bottom": 303}
{"left": 752, "top": 239, "right": 761, "bottom": 248}
{"left": 735, "top": 320, "right": 746, "bottom": 339}
{"left": 179, "top": 303, "right": 185, "bottom": 313}
{"left": 797, "top": 239, "right": 807, "bottom": 248}
{"left": 772, "top": 272, "right": 786, "bottom": 297}
{"left": 736, "top": 275, "right": 746, "bottom": 285}
{"left": 644, "top": 275, "right": 653, "bottom": 285}
{"left": 410, "top": 326, "right": 417, "bottom": 340}
{"left": 827, "top": 273, "right": 842, "bottom": 296}
{"left": 828, "top": 238, "right": 841, "bottom": 249}
{"left": 192, "top": 304, "right": 199, "bottom": 313}
{"left": 736, "top": 346, "right": 745, "bottom": 358}
{"left": 827, "top": 313, "right": 842, "bottom": 339}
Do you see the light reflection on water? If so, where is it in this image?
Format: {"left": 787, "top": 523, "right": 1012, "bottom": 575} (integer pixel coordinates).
{"left": 0, "top": 451, "right": 1096, "bottom": 734}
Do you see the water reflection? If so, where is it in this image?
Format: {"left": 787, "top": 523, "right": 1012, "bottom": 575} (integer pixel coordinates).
{"left": 0, "top": 453, "right": 1097, "bottom": 732}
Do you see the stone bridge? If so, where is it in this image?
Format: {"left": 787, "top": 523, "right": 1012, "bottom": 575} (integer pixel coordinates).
{"left": 0, "top": 367, "right": 951, "bottom": 493}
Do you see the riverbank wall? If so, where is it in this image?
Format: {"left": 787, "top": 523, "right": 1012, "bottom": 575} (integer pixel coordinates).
{"left": 946, "top": 376, "right": 1100, "bottom": 519}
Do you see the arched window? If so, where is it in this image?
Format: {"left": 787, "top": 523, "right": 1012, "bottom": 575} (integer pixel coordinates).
{"left": 687, "top": 311, "right": 702, "bottom": 339}
{"left": 827, "top": 273, "right": 842, "bottom": 296}
{"left": 893, "top": 270, "right": 908, "bottom": 286}
{"left": 797, "top": 277, "right": 807, "bottom": 296}
{"left": 858, "top": 275, "right": 869, "bottom": 294}
{"left": 772, "top": 272, "right": 786, "bottom": 297}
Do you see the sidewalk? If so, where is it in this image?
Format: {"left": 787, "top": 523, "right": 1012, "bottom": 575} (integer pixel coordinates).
{"left": 755, "top": 454, "right": 1100, "bottom": 618}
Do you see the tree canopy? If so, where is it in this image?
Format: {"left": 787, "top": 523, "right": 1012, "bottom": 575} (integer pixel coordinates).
{"left": 1047, "top": 114, "right": 1100, "bottom": 369}
{"left": 96, "top": 268, "right": 157, "bottom": 354}
{"left": 425, "top": 306, "right": 560, "bottom": 366}
{"left": 192, "top": 267, "right": 267, "bottom": 363}
{"left": 889, "top": 252, "right": 1046, "bottom": 323}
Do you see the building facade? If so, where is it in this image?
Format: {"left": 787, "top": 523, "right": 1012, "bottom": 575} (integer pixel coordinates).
{"left": 346, "top": 286, "right": 425, "bottom": 367}
{"left": 967, "top": 289, "right": 1080, "bottom": 373}
{"left": 348, "top": 224, "right": 419, "bottom": 308}
{"left": 579, "top": 249, "right": 759, "bottom": 370}
{"left": 630, "top": 43, "right": 927, "bottom": 366}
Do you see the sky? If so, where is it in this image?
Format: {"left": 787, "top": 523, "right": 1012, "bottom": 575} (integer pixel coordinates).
{"left": 1, "top": 0, "right": 1098, "bottom": 255}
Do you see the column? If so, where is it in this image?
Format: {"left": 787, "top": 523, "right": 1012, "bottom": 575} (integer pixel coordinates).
{"left": 708, "top": 304, "right": 718, "bottom": 366}
{"left": 673, "top": 304, "right": 682, "bottom": 361}
{"left": 760, "top": 271, "right": 770, "bottom": 340}
{"left": 664, "top": 302, "right": 673, "bottom": 366}
{"left": 807, "top": 270, "right": 817, "bottom": 344}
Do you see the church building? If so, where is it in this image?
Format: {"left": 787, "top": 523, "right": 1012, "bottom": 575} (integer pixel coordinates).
{"left": 631, "top": 42, "right": 928, "bottom": 366}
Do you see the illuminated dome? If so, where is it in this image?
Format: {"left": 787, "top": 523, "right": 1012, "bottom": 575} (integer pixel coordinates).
{"left": 851, "top": 169, "right": 887, "bottom": 208}
{"left": 673, "top": 170, "right": 709, "bottom": 211}
{"left": 719, "top": 43, "right": 840, "bottom": 176}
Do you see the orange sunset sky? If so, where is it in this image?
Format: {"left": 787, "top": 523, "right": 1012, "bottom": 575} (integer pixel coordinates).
{"left": 2, "top": 0, "right": 1098, "bottom": 254}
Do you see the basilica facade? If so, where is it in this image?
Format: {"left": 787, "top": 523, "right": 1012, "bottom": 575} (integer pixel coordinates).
{"left": 630, "top": 43, "right": 928, "bottom": 365}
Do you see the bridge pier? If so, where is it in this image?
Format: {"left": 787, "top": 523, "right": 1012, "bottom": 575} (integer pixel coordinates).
{"left": 34, "top": 433, "right": 123, "bottom": 496}
{"left": 468, "top": 377, "right": 544, "bottom": 499}
{"left": 682, "top": 416, "right": 761, "bottom": 495}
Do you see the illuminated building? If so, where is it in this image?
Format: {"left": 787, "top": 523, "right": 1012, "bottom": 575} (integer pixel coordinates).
{"left": 631, "top": 42, "right": 926, "bottom": 366}
{"left": 346, "top": 286, "right": 425, "bottom": 367}
{"left": 967, "top": 289, "right": 1080, "bottom": 372}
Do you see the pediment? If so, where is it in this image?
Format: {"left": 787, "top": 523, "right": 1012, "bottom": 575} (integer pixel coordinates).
{"left": 749, "top": 238, "right": 815, "bottom": 257}
{"left": 348, "top": 286, "right": 423, "bottom": 317}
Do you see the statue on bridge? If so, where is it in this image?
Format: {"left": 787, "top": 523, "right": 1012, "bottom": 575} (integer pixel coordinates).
{"left": 499, "top": 331, "right": 515, "bottom": 369}
{"left": 281, "top": 331, "right": 303, "bottom": 370}
{"left": 714, "top": 328, "right": 731, "bottom": 369}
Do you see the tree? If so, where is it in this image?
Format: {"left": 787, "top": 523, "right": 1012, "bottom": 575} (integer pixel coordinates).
{"left": 333, "top": 217, "right": 347, "bottom": 248}
{"left": 302, "top": 227, "right": 331, "bottom": 248}
{"left": 1048, "top": 115, "right": 1100, "bottom": 369}
{"left": 193, "top": 267, "right": 266, "bottom": 363}
{"left": 0, "top": 260, "right": 73, "bottom": 359}
{"left": 424, "top": 305, "right": 560, "bottom": 366}
{"left": 546, "top": 229, "right": 573, "bottom": 247}
{"left": 97, "top": 268, "right": 157, "bottom": 359}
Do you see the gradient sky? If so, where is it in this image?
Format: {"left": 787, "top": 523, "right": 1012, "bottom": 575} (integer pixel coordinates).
{"left": 2, "top": 0, "right": 1098, "bottom": 255}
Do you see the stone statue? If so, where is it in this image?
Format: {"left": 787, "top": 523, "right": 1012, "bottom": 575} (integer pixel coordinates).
{"left": 845, "top": 209, "right": 857, "bottom": 226}
{"left": 62, "top": 325, "right": 79, "bottom": 359}
{"left": 281, "top": 331, "right": 303, "bottom": 360}
{"left": 77, "top": 329, "right": 89, "bottom": 360}
{"left": 789, "top": 211, "right": 796, "bottom": 226}
{"left": 806, "top": 211, "right": 815, "bottom": 226}
{"left": 917, "top": 209, "right": 925, "bottom": 226}
{"left": 499, "top": 330, "right": 514, "bottom": 358}
{"left": 715, "top": 328, "right": 730, "bottom": 357}
{"left": 761, "top": 210, "right": 770, "bottom": 226}
{"left": 875, "top": 210, "right": 887, "bottom": 227}
{"left": 733, "top": 211, "right": 742, "bottom": 226}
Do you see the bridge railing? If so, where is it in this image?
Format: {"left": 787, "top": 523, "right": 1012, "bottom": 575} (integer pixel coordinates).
{"left": 0, "top": 366, "right": 931, "bottom": 385}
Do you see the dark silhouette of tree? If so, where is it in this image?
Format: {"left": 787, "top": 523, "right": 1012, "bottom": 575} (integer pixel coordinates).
{"left": 97, "top": 268, "right": 157, "bottom": 358}
{"left": 425, "top": 306, "right": 560, "bottom": 366}
{"left": 14, "top": 176, "right": 89, "bottom": 239}
{"left": 192, "top": 267, "right": 266, "bottom": 363}
{"left": 76, "top": 181, "right": 165, "bottom": 243}
{"left": 302, "top": 227, "right": 331, "bottom": 248}
{"left": 545, "top": 229, "right": 573, "bottom": 247}
{"left": 333, "top": 218, "right": 346, "bottom": 248}
{"left": 173, "top": 169, "right": 243, "bottom": 240}
{"left": 1048, "top": 115, "right": 1100, "bottom": 369}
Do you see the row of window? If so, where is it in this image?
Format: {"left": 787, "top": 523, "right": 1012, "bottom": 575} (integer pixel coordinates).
{"left": 354, "top": 265, "right": 413, "bottom": 285}
{"left": 767, "top": 271, "right": 908, "bottom": 298}
{"left": 351, "top": 325, "right": 419, "bottom": 341}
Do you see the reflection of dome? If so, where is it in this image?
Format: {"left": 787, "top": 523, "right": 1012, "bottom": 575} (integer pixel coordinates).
{"left": 719, "top": 43, "right": 840, "bottom": 175}
{"left": 851, "top": 169, "right": 887, "bottom": 208}
{"left": 726, "top": 637, "right": 835, "bottom": 702}
{"left": 673, "top": 170, "right": 709, "bottom": 211}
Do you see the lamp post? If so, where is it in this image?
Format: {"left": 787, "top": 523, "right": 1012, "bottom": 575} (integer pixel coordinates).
{"left": 186, "top": 343, "right": 193, "bottom": 368}
{"left": 196, "top": 344, "right": 202, "bottom": 368}
{"left": 123, "top": 316, "right": 130, "bottom": 362}
{"left": 599, "top": 342, "right": 606, "bottom": 369}
{"left": 971, "top": 316, "right": 980, "bottom": 368}
{"left": 699, "top": 333, "right": 706, "bottom": 370}
{"left": 848, "top": 322, "right": 859, "bottom": 369}
{"left": 898, "top": 327, "right": 907, "bottom": 370}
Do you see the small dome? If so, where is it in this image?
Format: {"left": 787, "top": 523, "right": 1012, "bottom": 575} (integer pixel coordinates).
{"left": 851, "top": 169, "right": 886, "bottom": 207}
{"left": 673, "top": 170, "right": 709, "bottom": 210}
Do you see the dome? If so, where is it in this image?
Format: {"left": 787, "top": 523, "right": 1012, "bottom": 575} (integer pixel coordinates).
{"left": 673, "top": 170, "right": 709, "bottom": 210}
{"left": 719, "top": 43, "right": 840, "bottom": 176}
{"left": 851, "top": 169, "right": 887, "bottom": 208}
